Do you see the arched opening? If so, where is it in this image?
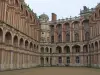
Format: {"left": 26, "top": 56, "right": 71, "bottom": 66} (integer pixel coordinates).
{"left": 19, "top": 38, "right": 24, "bottom": 48}
{"left": 0, "top": 28, "right": 3, "bottom": 42}
{"left": 30, "top": 42, "right": 33, "bottom": 51}
{"left": 95, "top": 42, "right": 98, "bottom": 51}
{"left": 64, "top": 23, "right": 70, "bottom": 30}
{"left": 25, "top": 40, "right": 28, "bottom": 49}
{"left": 41, "top": 47, "right": 44, "bottom": 53}
{"left": 83, "top": 45, "right": 88, "bottom": 52}
{"left": 45, "top": 47, "right": 49, "bottom": 53}
{"left": 13, "top": 35, "right": 18, "bottom": 47}
{"left": 72, "top": 45, "right": 80, "bottom": 53}
{"left": 56, "top": 46, "right": 62, "bottom": 53}
{"left": 64, "top": 46, "right": 70, "bottom": 54}
{"left": 40, "top": 57, "right": 44, "bottom": 66}
{"left": 5, "top": 32, "right": 12, "bottom": 44}
{"left": 73, "top": 21, "right": 79, "bottom": 29}
{"left": 74, "top": 33, "right": 79, "bottom": 42}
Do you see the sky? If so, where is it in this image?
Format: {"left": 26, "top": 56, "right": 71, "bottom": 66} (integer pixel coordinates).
{"left": 25, "top": 0, "right": 100, "bottom": 20}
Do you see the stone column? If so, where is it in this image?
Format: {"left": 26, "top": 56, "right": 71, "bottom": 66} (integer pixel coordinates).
{"left": 81, "top": 45, "right": 84, "bottom": 66}
{"left": 1, "top": 50, "right": 4, "bottom": 71}
{"left": 10, "top": 51, "right": 13, "bottom": 70}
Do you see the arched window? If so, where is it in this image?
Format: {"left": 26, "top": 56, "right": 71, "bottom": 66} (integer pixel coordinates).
{"left": 72, "top": 45, "right": 80, "bottom": 53}
{"left": 41, "top": 47, "right": 44, "bottom": 53}
{"left": 75, "top": 33, "right": 79, "bottom": 42}
{"left": 5, "top": 32, "right": 12, "bottom": 44}
{"left": 83, "top": 45, "right": 88, "bottom": 52}
{"left": 64, "top": 46, "right": 70, "bottom": 53}
{"left": 19, "top": 38, "right": 24, "bottom": 48}
{"left": 13, "top": 35, "right": 18, "bottom": 47}
{"left": 45, "top": 47, "right": 49, "bottom": 53}
{"left": 30, "top": 42, "right": 33, "bottom": 50}
{"left": 25, "top": 40, "right": 28, "bottom": 49}
{"left": 56, "top": 46, "right": 62, "bottom": 53}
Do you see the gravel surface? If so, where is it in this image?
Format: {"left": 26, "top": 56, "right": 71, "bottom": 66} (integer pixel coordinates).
{"left": 0, "top": 67, "right": 100, "bottom": 75}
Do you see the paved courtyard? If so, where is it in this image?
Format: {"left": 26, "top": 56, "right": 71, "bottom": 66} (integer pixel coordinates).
{"left": 0, "top": 67, "right": 100, "bottom": 75}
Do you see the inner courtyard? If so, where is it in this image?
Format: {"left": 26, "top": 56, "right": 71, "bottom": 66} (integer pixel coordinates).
{"left": 0, "top": 67, "right": 100, "bottom": 75}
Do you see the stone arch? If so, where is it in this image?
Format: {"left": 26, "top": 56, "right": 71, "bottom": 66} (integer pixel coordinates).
{"left": 95, "top": 41, "right": 98, "bottom": 51}
{"left": 64, "top": 45, "right": 70, "bottom": 53}
{"left": 25, "top": 40, "right": 29, "bottom": 49}
{"left": 64, "top": 22, "right": 70, "bottom": 30}
{"left": 83, "top": 45, "right": 88, "bottom": 52}
{"left": 5, "top": 32, "right": 12, "bottom": 44}
{"left": 30, "top": 42, "right": 33, "bottom": 51}
{"left": 56, "top": 46, "right": 62, "bottom": 53}
{"left": 45, "top": 47, "right": 49, "bottom": 53}
{"left": 73, "top": 21, "right": 79, "bottom": 29}
{"left": 41, "top": 47, "right": 44, "bottom": 53}
{"left": 0, "top": 28, "right": 3, "bottom": 42}
{"left": 72, "top": 45, "right": 80, "bottom": 53}
{"left": 19, "top": 38, "right": 24, "bottom": 48}
{"left": 13, "top": 35, "right": 18, "bottom": 47}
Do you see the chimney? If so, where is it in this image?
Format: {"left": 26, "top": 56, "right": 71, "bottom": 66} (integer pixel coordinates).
{"left": 52, "top": 13, "right": 57, "bottom": 21}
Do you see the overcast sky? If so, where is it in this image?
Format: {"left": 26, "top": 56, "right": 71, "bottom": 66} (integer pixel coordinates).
{"left": 25, "top": 0, "right": 100, "bottom": 20}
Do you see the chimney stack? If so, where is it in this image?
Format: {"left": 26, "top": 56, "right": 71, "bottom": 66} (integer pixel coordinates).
{"left": 52, "top": 13, "right": 57, "bottom": 21}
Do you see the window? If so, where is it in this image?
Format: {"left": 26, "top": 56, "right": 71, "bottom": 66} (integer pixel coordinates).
{"left": 58, "top": 57, "right": 62, "bottom": 64}
{"left": 85, "top": 32, "right": 90, "bottom": 41}
{"left": 51, "top": 36, "right": 54, "bottom": 43}
{"left": 75, "top": 33, "right": 79, "bottom": 42}
{"left": 67, "top": 57, "right": 70, "bottom": 64}
{"left": 58, "top": 34, "right": 62, "bottom": 42}
{"left": 66, "top": 34, "right": 70, "bottom": 42}
{"left": 76, "top": 56, "right": 80, "bottom": 63}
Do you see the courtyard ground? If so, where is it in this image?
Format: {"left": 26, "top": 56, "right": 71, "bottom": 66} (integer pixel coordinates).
{"left": 0, "top": 67, "right": 100, "bottom": 75}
